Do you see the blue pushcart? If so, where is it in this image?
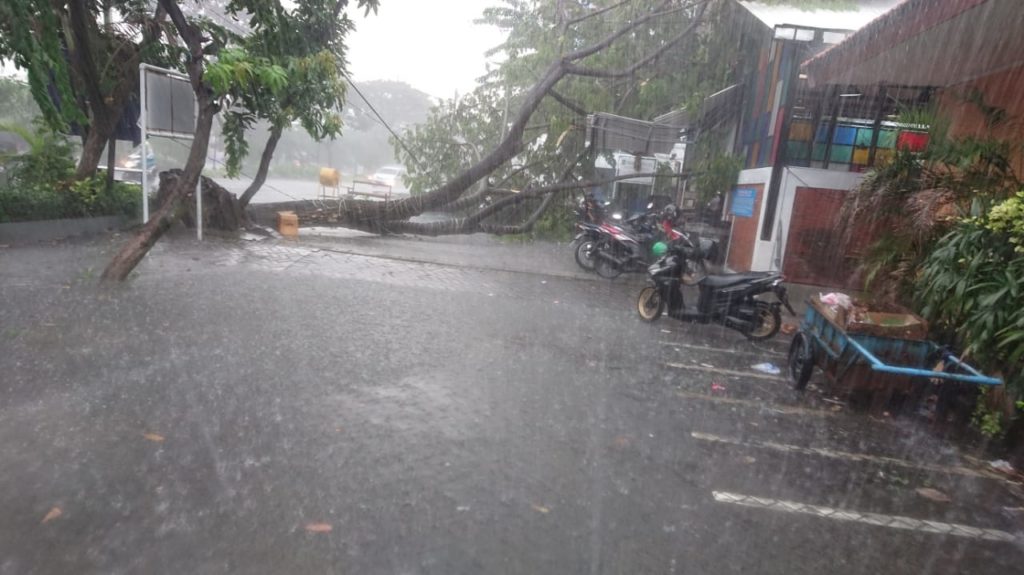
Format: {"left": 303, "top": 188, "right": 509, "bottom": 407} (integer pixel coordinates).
{"left": 788, "top": 299, "right": 1002, "bottom": 394}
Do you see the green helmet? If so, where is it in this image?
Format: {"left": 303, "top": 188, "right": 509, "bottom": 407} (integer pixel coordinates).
{"left": 651, "top": 241, "right": 668, "bottom": 258}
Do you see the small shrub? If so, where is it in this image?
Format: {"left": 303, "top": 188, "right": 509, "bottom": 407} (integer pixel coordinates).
{"left": 0, "top": 125, "right": 137, "bottom": 222}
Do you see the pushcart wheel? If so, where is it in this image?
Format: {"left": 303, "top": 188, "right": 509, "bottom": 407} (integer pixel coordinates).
{"left": 788, "top": 332, "right": 815, "bottom": 390}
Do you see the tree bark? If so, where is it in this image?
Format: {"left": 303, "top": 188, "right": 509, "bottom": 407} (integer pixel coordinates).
{"left": 76, "top": 128, "right": 109, "bottom": 180}
{"left": 105, "top": 134, "right": 116, "bottom": 192}
{"left": 182, "top": 176, "right": 248, "bottom": 232}
{"left": 238, "top": 123, "right": 282, "bottom": 208}
{"left": 99, "top": 173, "right": 186, "bottom": 281}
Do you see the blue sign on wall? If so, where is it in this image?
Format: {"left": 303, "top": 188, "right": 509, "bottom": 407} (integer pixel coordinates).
{"left": 731, "top": 188, "right": 757, "bottom": 218}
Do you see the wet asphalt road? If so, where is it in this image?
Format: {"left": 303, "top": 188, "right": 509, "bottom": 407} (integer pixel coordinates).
{"left": 1, "top": 231, "right": 1022, "bottom": 574}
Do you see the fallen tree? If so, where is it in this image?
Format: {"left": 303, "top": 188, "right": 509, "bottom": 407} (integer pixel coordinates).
{"left": 101, "top": 0, "right": 709, "bottom": 281}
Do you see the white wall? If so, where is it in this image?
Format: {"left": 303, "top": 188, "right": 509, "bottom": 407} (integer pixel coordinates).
{"left": 749, "top": 167, "right": 866, "bottom": 272}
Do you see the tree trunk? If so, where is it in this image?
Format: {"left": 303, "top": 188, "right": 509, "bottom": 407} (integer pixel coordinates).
{"left": 101, "top": 0, "right": 215, "bottom": 282}
{"left": 99, "top": 172, "right": 187, "bottom": 281}
{"left": 100, "top": 96, "right": 215, "bottom": 282}
{"left": 238, "top": 124, "right": 282, "bottom": 208}
{"left": 105, "top": 134, "right": 116, "bottom": 192}
{"left": 76, "top": 127, "right": 109, "bottom": 180}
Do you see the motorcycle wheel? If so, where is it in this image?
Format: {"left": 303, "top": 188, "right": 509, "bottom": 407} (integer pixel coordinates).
{"left": 744, "top": 301, "right": 781, "bottom": 341}
{"left": 574, "top": 239, "right": 597, "bottom": 271}
{"left": 593, "top": 243, "right": 622, "bottom": 279}
{"left": 637, "top": 287, "right": 664, "bottom": 321}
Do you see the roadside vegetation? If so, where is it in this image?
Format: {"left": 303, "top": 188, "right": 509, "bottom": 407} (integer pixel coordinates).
{"left": 838, "top": 102, "right": 1024, "bottom": 436}
{"left": 0, "top": 121, "right": 136, "bottom": 223}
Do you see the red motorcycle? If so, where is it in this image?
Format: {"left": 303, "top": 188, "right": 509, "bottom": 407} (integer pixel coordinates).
{"left": 591, "top": 206, "right": 682, "bottom": 279}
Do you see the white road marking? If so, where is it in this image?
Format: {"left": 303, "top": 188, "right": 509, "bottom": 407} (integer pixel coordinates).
{"left": 659, "top": 341, "right": 786, "bottom": 358}
{"left": 674, "top": 391, "right": 835, "bottom": 417}
{"left": 691, "top": 432, "right": 1016, "bottom": 483}
{"left": 664, "top": 361, "right": 786, "bottom": 381}
{"left": 712, "top": 491, "right": 1019, "bottom": 543}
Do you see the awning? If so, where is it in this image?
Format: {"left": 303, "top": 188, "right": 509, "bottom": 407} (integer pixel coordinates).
{"left": 803, "top": 0, "right": 1024, "bottom": 88}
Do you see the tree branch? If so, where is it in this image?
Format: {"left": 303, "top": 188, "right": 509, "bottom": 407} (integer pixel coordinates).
{"left": 239, "top": 123, "right": 283, "bottom": 207}
{"left": 566, "top": 5, "right": 705, "bottom": 79}
{"left": 563, "top": 0, "right": 676, "bottom": 61}
{"left": 549, "top": 89, "right": 589, "bottom": 116}
{"left": 480, "top": 190, "right": 557, "bottom": 235}
{"left": 564, "top": 0, "right": 634, "bottom": 29}
{"left": 352, "top": 1, "right": 697, "bottom": 225}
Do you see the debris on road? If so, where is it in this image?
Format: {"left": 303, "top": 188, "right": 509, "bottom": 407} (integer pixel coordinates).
{"left": 40, "top": 507, "right": 62, "bottom": 524}
{"left": 304, "top": 523, "right": 332, "bottom": 533}
{"left": 530, "top": 504, "right": 550, "bottom": 514}
{"left": 916, "top": 487, "right": 952, "bottom": 503}
{"left": 142, "top": 432, "right": 165, "bottom": 442}
{"left": 989, "top": 460, "right": 1016, "bottom": 474}
{"left": 750, "top": 363, "right": 781, "bottom": 375}
{"left": 711, "top": 382, "right": 726, "bottom": 393}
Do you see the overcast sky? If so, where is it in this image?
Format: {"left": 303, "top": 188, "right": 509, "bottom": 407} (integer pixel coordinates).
{"left": 345, "top": 0, "right": 501, "bottom": 99}
{"left": 0, "top": 2, "right": 502, "bottom": 97}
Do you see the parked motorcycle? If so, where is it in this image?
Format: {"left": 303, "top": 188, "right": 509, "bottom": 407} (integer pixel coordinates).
{"left": 591, "top": 205, "right": 684, "bottom": 279}
{"left": 571, "top": 194, "right": 606, "bottom": 271}
{"left": 590, "top": 205, "right": 675, "bottom": 279}
{"left": 635, "top": 239, "right": 795, "bottom": 340}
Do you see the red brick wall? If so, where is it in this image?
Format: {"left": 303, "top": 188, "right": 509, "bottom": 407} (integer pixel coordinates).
{"left": 783, "top": 186, "right": 875, "bottom": 287}
{"left": 938, "top": 64, "right": 1024, "bottom": 175}
{"left": 726, "top": 184, "right": 763, "bottom": 271}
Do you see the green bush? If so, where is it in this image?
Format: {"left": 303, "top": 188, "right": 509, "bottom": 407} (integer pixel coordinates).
{"left": 917, "top": 216, "right": 1024, "bottom": 407}
{"left": 530, "top": 200, "right": 575, "bottom": 242}
{"left": 0, "top": 125, "right": 137, "bottom": 223}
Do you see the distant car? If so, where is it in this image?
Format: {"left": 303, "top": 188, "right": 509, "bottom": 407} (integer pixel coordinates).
{"left": 113, "top": 145, "right": 157, "bottom": 184}
{"left": 368, "top": 165, "right": 407, "bottom": 190}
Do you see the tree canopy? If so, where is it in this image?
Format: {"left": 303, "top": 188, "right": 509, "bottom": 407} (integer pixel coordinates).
{"left": 396, "top": 0, "right": 743, "bottom": 195}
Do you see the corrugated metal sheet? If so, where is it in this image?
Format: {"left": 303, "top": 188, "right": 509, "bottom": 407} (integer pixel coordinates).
{"left": 587, "top": 113, "right": 682, "bottom": 154}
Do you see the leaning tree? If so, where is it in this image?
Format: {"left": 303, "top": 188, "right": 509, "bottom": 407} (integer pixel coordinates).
{"left": 101, "top": 0, "right": 714, "bottom": 281}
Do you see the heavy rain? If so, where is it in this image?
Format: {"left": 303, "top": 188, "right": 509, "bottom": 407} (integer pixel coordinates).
{"left": 1, "top": 1, "right": 1023, "bottom": 573}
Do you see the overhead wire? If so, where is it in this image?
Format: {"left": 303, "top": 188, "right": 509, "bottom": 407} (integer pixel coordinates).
{"left": 339, "top": 70, "right": 424, "bottom": 170}
{"left": 163, "top": 137, "right": 308, "bottom": 203}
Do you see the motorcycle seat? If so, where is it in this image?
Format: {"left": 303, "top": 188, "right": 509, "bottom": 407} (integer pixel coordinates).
{"left": 701, "top": 272, "right": 775, "bottom": 288}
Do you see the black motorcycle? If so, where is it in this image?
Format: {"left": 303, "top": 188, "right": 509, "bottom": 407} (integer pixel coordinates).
{"left": 636, "top": 242, "right": 795, "bottom": 340}
{"left": 571, "top": 195, "right": 607, "bottom": 271}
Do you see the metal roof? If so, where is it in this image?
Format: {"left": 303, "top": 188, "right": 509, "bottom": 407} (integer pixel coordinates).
{"left": 803, "top": 0, "right": 1024, "bottom": 88}
{"left": 587, "top": 113, "right": 682, "bottom": 155}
